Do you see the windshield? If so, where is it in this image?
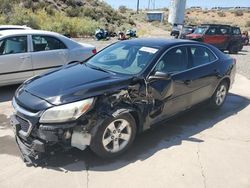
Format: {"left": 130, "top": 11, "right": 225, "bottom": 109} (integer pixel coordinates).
{"left": 86, "top": 42, "right": 160, "bottom": 75}
{"left": 183, "top": 27, "right": 193, "bottom": 33}
{"left": 193, "top": 27, "right": 207, "bottom": 34}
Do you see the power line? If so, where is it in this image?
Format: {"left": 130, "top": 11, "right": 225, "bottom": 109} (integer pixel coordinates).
{"left": 148, "top": 0, "right": 156, "bottom": 10}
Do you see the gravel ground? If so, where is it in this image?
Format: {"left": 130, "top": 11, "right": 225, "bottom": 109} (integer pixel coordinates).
{"left": 231, "top": 45, "right": 250, "bottom": 79}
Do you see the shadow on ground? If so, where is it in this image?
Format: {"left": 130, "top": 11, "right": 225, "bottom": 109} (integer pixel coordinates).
{"left": 0, "top": 93, "right": 249, "bottom": 172}
{"left": 44, "top": 93, "right": 250, "bottom": 172}
{"left": 0, "top": 84, "right": 20, "bottom": 102}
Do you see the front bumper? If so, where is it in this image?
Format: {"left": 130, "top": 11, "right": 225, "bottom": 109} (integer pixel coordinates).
{"left": 15, "top": 135, "right": 47, "bottom": 166}
{"left": 10, "top": 114, "right": 91, "bottom": 166}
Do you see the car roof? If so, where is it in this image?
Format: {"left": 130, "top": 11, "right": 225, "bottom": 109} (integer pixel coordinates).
{"left": 120, "top": 38, "right": 200, "bottom": 48}
{"left": 0, "top": 29, "right": 62, "bottom": 37}
{"left": 200, "top": 24, "right": 231, "bottom": 27}
{"left": 0, "top": 25, "right": 31, "bottom": 29}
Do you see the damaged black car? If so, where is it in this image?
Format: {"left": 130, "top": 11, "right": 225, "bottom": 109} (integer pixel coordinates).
{"left": 10, "top": 39, "right": 236, "bottom": 165}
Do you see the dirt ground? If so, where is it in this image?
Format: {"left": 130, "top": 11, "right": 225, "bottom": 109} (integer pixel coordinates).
{"left": 0, "top": 39, "right": 250, "bottom": 188}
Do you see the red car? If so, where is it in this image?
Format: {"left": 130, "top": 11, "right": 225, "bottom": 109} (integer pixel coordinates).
{"left": 186, "top": 24, "right": 243, "bottom": 54}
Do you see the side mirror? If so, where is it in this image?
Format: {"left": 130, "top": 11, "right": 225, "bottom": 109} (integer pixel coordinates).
{"left": 148, "top": 71, "right": 171, "bottom": 81}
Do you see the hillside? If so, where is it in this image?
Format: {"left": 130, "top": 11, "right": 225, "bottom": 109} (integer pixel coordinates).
{"left": 0, "top": 1, "right": 249, "bottom": 37}
{"left": 0, "top": 0, "right": 136, "bottom": 37}
{"left": 185, "top": 9, "right": 250, "bottom": 31}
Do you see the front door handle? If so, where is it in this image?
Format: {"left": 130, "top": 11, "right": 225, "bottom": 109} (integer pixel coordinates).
{"left": 58, "top": 51, "right": 66, "bottom": 55}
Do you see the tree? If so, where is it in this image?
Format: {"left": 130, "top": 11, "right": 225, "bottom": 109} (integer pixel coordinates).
{"left": 119, "top": 5, "right": 127, "bottom": 13}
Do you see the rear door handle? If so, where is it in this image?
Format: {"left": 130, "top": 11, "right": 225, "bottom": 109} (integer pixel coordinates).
{"left": 58, "top": 51, "right": 66, "bottom": 55}
{"left": 214, "top": 69, "right": 220, "bottom": 75}
{"left": 20, "top": 56, "right": 30, "bottom": 59}
{"left": 184, "top": 80, "right": 192, "bottom": 85}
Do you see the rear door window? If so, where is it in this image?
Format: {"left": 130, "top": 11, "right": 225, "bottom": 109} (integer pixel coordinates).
{"left": 0, "top": 36, "right": 27, "bottom": 55}
{"left": 190, "top": 46, "right": 217, "bottom": 67}
{"left": 32, "top": 35, "right": 67, "bottom": 52}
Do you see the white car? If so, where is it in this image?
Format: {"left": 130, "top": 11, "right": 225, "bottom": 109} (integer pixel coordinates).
{"left": 0, "top": 29, "right": 96, "bottom": 86}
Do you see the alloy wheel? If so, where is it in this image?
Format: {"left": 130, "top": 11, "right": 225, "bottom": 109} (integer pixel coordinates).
{"left": 216, "top": 84, "right": 227, "bottom": 106}
{"left": 102, "top": 119, "right": 132, "bottom": 153}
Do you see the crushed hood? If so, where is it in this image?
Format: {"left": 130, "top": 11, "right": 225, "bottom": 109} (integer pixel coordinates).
{"left": 21, "top": 64, "right": 132, "bottom": 106}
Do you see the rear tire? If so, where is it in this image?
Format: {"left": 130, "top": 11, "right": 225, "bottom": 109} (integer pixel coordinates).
{"left": 90, "top": 113, "right": 136, "bottom": 158}
{"left": 228, "top": 44, "right": 239, "bottom": 54}
{"left": 209, "top": 81, "right": 229, "bottom": 109}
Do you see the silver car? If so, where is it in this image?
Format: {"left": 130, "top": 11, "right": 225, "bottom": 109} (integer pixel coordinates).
{"left": 0, "top": 25, "right": 32, "bottom": 31}
{"left": 0, "top": 29, "right": 96, "bottom": 86}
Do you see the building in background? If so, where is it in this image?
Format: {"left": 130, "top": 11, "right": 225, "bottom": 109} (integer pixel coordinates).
{"left": 146, "top": 11, "right": 164, "bottom": 22}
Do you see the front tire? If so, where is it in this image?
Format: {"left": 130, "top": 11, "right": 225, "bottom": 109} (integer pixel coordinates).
{"left": 210, "top": 81, "right": 228, "bottom": 109}
{"left": 90, "top": 113, "right": 136, "bottom": 158}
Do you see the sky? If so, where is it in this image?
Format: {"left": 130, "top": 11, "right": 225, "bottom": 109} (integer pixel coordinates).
{"left": 103, "top": 0, "right": 250, "bottom": 9}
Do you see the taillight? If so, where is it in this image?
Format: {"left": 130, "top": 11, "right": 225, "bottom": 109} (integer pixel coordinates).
{"left": 92, "top": 49, "right": 97, "bottom": 54}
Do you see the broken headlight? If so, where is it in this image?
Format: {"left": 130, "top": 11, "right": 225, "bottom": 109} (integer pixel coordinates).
{"left": 39, "top": 98, "right": 94, "bottom": 123}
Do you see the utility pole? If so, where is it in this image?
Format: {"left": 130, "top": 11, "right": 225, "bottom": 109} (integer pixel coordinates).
{"left": 137, "top": 0, "right": 139, "bottom": 13}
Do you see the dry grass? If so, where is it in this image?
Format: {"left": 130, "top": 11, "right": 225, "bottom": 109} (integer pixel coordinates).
{"left": 185, "top": 10, "right": 250, "bottom": 31}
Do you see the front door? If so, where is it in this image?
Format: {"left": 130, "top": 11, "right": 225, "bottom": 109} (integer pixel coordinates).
{"left": 0, "top": 35, "right": 32, "bottom": 86}
{"left": 147, "top": 46, "right": 193, "bottom": 123}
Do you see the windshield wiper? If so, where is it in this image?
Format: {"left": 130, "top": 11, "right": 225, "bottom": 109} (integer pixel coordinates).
{"left": 85, "top": 63, "right": 114, "bottom": 74}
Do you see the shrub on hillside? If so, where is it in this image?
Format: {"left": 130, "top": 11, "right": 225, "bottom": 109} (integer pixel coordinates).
{"left": 234, "top": 10, "right": 244, "bottom": 16}
{"left": 118, "top": 5, "right": 127, "bottom": 13}
{"left": 0, "top": 0, "right": 14, "bottom": 14}
{"left": 217, "top": 11, "right": 226, "bottom": 17}
{"left": 8, "top": 7, "right": 40, "bottom": 29}
{"left": 246, "top": 20, "right": 250, "bottom": 27}
{"left": 66, "top": 6, "right": 82, "bottom": 17}
{"left": 45, "top": 5, "right": 56, "bottom": 15}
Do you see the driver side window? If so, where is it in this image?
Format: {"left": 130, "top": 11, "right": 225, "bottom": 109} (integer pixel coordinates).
{"left": 155, "top": 46, "right": 188, "bottom": 73}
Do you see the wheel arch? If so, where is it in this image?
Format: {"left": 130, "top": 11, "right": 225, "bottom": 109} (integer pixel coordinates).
{"left": 213, "top": 76, "right": 231, "bottom": 95}
{"left": 111, "top": 108, "right": 143, "bottom": 134}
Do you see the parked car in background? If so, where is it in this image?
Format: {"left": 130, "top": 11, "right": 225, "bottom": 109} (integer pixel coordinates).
{"left": 186, "top": 24, "right": 243, "bottom": 54}
{"left": 171, "top": 25, "right": 195, "bottom": 39}
{"left": 0, "top": 25, "right": 32, "bottom": 31}
{"left": 179, "top": 26, "right": 195, "bottom": 39}
{"left": 170, "top": 24, "right": 181, "bottom": 38}
{"left": 10, "top": 39, "right": 236, "bottom": 165}
{"left": 0, "top": 29, "right": 96, "bottom": 86}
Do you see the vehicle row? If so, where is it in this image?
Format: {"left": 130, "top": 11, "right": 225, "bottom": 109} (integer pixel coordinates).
{"left": 171, "top": 24, "right": 249, "bottom": 54}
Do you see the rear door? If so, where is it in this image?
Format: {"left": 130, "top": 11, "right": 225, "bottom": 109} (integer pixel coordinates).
{"left": 0, "top": 35, "right": 32, "bottom": 86}
{"left": 31, "top": 35, "right": 69, "bottom": 75}
{"left": 187, "top": 45, "right": 219, "bottom": 105}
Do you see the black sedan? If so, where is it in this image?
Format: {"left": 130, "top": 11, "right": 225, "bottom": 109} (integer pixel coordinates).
{"left": 11, "top": 39, "right": 236, "bottom": 165}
